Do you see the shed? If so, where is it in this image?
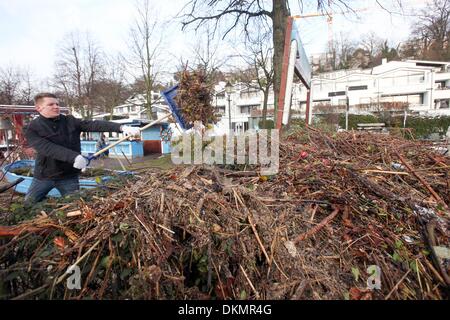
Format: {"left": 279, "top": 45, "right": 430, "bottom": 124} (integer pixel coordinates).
{"left": 141, "top": 122, "right": 171, "bottom": 155}
{"left": 80, "top": 118, "right": 172, "bottom": 158}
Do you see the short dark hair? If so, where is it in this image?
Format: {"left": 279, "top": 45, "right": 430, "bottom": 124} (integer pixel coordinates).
{"left": 34, "top": 93, "right": 57, "bottom": 105}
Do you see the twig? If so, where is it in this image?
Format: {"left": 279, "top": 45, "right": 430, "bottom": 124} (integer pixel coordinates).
{"left": 121, "top": 150, "right": 132, "bottom": 166}
{"left": 362, "top": 169, "right": 408, "bottom": 175}
{"left": 12, "top": 239, "right": 101, "bottom": 300}
{"left": 385, "top": 269, "right": 411, "bottom": 300}
{"left": 11, "top": 283, "right": 49, "bottom": 300}
{"left": 211, "top": 258, "right": 226, "bottom": 299}
{"left": 155, "top": 223, "right": 175, "bottom": 234}
{"left": 309, "top": 204, "right": 318, "bottom": 223}
{"left": 294, "top": 206, "right": 340, "bottom": 243}
{"left": 247, "top": 214, "right": 271, "bottom": 263}
{"left": 239, "top": 264, "right": 260, "bottom": 299}
{"left": 55, "top": 240, "right": 101, "bottom": 285}
{"left": 0, "top": 177, "right": 24, "bottom": 194}
{"left": 397, "top": 153, "right": 449, "bottom": 214}
{"left": 160, "top": 192, "right": 165, "bottom": 213}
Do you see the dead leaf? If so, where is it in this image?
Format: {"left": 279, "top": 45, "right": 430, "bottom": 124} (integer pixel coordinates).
{"left": 53, "top": 237, "right": 66, "bottom": 251}
{"left": 349, "top": 287, "right": 372, "bottom": 300}
{"left": 284, "top": 241, "right": 298, "bottom": 258}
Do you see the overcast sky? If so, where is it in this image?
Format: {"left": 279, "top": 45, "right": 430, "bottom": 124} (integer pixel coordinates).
{"left": 0, "top": 0, "right": 427, "bottom": 87}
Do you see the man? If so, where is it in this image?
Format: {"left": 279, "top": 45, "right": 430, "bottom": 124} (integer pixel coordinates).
{"left": 96, "top": 134, "right": 109, "bottom": 158}
{"left": 24, "top": 93, "right": 140, "bottom": 203}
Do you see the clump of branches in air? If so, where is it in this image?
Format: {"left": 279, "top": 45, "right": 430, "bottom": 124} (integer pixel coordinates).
{"left": 174, "top": 66, "right": 219, "bottom": 126}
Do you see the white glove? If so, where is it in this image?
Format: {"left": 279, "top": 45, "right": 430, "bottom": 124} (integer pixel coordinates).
{"left": 121, "top": 125, "right": 141, "bottom": 138}
{"left": 73, "top": 155, "right": 89, "bottom": 169}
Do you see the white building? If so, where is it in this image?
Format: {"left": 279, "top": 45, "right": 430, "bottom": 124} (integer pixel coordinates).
{"left": 302, "top": 59, "right": 450, "bottom": 116}
{"left": 212, "top": 59, "right": 450, "bottom": 134}
{"left": 111, "top": 92, "right": 169, "bottom": 120}
{"left": 213, "top": 81, "right": 276, "bottom": 134}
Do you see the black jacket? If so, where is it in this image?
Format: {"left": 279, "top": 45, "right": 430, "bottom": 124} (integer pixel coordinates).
{"left": 24, "top": 114, "right": 122, "bottom": 180}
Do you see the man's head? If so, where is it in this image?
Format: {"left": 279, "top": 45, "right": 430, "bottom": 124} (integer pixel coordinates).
{"left": 34, "top": 93, "right": 60, "bottom": 118}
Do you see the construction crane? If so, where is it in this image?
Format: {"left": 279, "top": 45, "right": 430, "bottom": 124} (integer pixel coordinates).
{"left": 292, "top": 8, "right": 369, "bottom": 55}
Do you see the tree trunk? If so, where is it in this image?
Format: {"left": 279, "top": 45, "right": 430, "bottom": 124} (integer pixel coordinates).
{"left": 146, "top": 85, "right": 153, "bottom": 119}
{"left": 262, "top": 89, "right": 269, "bottom": 128}
{"left": 271, "top": 0, "right": 289, "bottom": 126}
{"left": 80, "top": 106, "right": 86, "bottom": 119}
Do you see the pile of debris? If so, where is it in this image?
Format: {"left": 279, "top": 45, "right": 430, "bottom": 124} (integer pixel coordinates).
{"left": 0, "top": 128, "right": 448, "bottom": 300}
{"left": 174, "top": 67, "right": 219, "bottom": 127}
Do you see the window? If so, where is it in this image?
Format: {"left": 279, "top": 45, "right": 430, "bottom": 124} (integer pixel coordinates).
{"left": 435, "top": 81, "right": 446, "bottom": 89}
{"left": 240, "top": 106, "right": 251, "bottom": 114}
{"left": 240, "top": 89, "right": 259, "bottom": 99}
{"left": 328, "top": 91, "right": 346, "bottom": 97}
{"left": 407, "top": 94, "right": 422, "bottom": 105}
{"left": 408, "top": 73, "right": 425, "bottom": 84}
{"left": 216, "top": 106, "right": 225, "bottom": 115}
{"left": 338, "top": 99, "right": 348, "bottom": 106}
{"left": 348, "top": 85, "right": 368, "bottom": 91}
{"left": 380, "top": 94, "right": 423, "bottom": 105}
{"left": 436, "top": 99, "right": 449, "bottom": 109}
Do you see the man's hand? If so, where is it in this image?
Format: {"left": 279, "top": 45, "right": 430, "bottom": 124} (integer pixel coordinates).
{"left": 121, "top": 125, "right": 141, "bottom": 138}
{"left": 73, "top": 155, "right": 89, "bottom": 169}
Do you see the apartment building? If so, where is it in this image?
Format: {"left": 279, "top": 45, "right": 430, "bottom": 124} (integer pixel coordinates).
{"left": 212, "top": 59, "right": 450, "bottom": 134}
{"left": 112, "top": 92, "right": 169, "bottom": 120}
{"left": 303, "top": 59, "right": 450, "bottom": 116}
{"left": 213, "top": 81, "right": 276, "bottom": 134}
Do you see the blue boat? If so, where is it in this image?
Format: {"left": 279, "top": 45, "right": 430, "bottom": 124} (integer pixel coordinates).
{"left": 1, "top": 160, "right": 126, "bottom": 197}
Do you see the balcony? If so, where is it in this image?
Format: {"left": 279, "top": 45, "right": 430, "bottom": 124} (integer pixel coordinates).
{"left": 434, "top": 89, "right": 450, "bottom": 100}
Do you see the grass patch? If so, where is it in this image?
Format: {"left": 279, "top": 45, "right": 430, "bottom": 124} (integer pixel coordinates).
{"left": 117, "top": 155, "right": 175, "bottom": 171}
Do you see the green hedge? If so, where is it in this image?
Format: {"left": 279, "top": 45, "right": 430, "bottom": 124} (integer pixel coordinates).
{"left": 258, "top": 119, "right": 275, "bottom": 129}
{"left": 337, "top": 114, "right": 379, "bottom": 130}
{"left": 315, "top": 113, "right": 450, "bottom": 139}
{"left": 404, "top": 116, "right": 450, "bottom": 138}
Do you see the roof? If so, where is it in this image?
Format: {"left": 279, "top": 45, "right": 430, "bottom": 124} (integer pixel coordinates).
{"left": 405, "top": 59, "right": 450, "bottom": 67}
{"left": 110, "top": 118, "right": 171, "bottom": 125}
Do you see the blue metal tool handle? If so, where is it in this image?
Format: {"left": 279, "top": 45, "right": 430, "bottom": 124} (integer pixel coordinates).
{"left": 86, "top": 155, "right": 96, "bottom": 166}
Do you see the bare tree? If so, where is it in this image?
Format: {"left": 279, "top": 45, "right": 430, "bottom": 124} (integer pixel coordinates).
{"left": 239, "top": 30, "right": 274, "bottom": 128}
{"left": 191, "top": 26, "right": 228, "bottom": 85}
{"left": 126, "top": 0, "right": 165, "bottom": 119}
{"left": 180, "top": 0, "right": 366, "bottom": 125}
{"left": 331, "top": 32, "right": 356, "bottom": 70}
{"left": 53, "top": 31, "right": 105, "bottom": 119}
{"left": 359, "top": 32, "right": 384, "bottom": 66}
{"left": 401, "top": 0, "right": 450, "bottom": 60}
{"left": 92, "top": 55, "right": 131, "bottom": 120}
{"left": 0, "top": 65, "right": 22, "bottom": 105}
{"left": 18, "top": 69, "right": 36, "bottom": 105}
